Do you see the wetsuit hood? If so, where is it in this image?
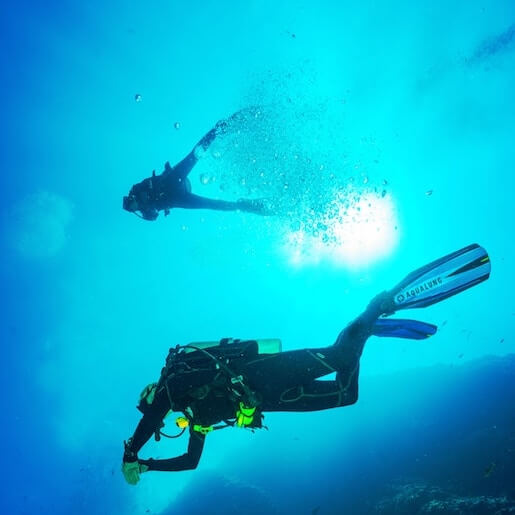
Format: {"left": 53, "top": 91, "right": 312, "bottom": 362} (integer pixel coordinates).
{"left": 123, "top": 194, "right": 139, "bottom": 212}
{"left": 123, "top": 177, "right": 159, "bottom": 220}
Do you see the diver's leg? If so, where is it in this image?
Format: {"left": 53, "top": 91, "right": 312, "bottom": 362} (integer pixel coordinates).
{"left": 174, "top": 193, "right": 268, "bottom": 215}
{"left": 234, "top": 197, "right": 272, "bottom": 215}
{"left": 173, "top": 193, "right": 241, "bottom": 211}
{"left": 243, "top": 292, "right": 391, "bottom": 407}
{"left": 261, "top": 369, "right": 360, "bottom": 413}
{"left": 331, "top": 291, "right": 393, "bottom": 368}
{"left": 243, "top": 346, "right": 345, "bottom": 401}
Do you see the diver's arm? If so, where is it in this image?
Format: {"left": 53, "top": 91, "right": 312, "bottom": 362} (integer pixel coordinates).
{"left": 124, "top": 389, "right": 171, "bottom": 457}
{"left": 171, "top": 109, "right": 257, "bottom": 180}
{"left": 139, "top": 430, "right": 205, "bottom": 471}
{"left": 124, "top": 414, "right": 161, "bottom": 458}
{"left": 171, "top": 124, "right": 219, "bottom": 180}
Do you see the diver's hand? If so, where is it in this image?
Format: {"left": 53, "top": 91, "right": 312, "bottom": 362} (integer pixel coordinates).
{"left": 215, "top": 107, "right": 263, "bottom": 135}
{"left": 122, "top": 459, "right": 149, "bottom": 485}
{"left": 214, "top": 119, "right": 229, "bottom": 135}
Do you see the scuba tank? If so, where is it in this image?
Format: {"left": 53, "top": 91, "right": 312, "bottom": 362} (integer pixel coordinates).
{"left": 184, "top": 338, "right": 282, "bottom": 355}
{"left": 157, "top": 338, "right": 282, "bottom": 384}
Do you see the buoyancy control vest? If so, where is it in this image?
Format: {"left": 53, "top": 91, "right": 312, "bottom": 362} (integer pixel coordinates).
{"left": 143, "top": 338, "right": 281, "bottom": 432}
{"left": 159, "top": 338, "right": 281, "bottom": 402}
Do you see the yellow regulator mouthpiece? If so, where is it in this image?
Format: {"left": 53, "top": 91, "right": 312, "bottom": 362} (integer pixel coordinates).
{"left": 176, "top": 417, "right": 189, "bottom": 429}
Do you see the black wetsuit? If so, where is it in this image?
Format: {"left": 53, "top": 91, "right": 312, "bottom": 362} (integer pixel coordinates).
{"left": 124, "top": 295, "right": 386, "bottom": 472}
{"left": 124, "top": 117, "right": 268, "bottom": 221}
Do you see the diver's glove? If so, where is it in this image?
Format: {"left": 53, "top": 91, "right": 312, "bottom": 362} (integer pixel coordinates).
{"left": 122, "top": 459, "right": 149, "bottom": 485}
{"left": 122, "top": 438, "right": 149, "bottom": 485}
{"left": 215, "top": 109, "right": 245, "bottom": 134}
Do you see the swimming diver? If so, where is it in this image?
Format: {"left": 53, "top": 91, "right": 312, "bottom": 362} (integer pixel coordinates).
{"left": 121, "top": 244, "right": 491, "bottom": 484}
{"left": 122, "top": 110, "right": 270, "bottom": 221}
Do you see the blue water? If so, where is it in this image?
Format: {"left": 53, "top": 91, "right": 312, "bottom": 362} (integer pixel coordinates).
{"left": 1, "top": 1, "right": 514, "bottom": 513}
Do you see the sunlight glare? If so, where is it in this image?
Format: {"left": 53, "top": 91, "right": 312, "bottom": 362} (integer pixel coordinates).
{"left": 284, "top": 190, "right": 399, "bottom": 268}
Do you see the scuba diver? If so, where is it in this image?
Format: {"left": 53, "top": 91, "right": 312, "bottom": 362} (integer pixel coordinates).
{"left": 122, "top": 110, "right": 271, "bottom": 221}
{"left": 122, "top": 244, "right": 491, "bottom": 484}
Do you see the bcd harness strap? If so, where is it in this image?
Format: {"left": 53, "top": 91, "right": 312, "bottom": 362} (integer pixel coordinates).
{"left": 139, "top": 341, "right": 261, "bottom": 440}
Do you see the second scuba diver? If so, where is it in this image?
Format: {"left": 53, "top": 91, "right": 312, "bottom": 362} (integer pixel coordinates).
{"left": 122, "top": 244, "right": 491, "bottom": 484}
{"left": 122, "top": 110, "right": 271, "bottom": 221}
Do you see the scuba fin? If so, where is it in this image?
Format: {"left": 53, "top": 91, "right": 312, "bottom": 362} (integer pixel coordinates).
{"left": 372, "top": 318, "right": 437, "bottom": 340}
{"left": 390, "top": 243, "right": 490, "bottom": 311}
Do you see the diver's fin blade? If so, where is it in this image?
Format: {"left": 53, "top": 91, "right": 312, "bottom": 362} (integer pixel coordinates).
{"left": 372, "top": 318, "right": 437, "bottom": 340}
{"left": 391, "top": 244, "right": 490, "bottom": 311}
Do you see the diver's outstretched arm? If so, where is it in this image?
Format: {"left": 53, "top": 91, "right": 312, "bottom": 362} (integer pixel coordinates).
{"left": 122, "top": 388, "right": 172, "bottom": 484}
{"left": 171, "top": 107, "right": 260, "bottom": 180}
{"left": 171, "top": 126, "right": 218, "bottom": 180}
{"left": 172, "top": 114, "right": 236, "bottom": 180}
{"left": 139, "top": 431, "right": 205, "bottom": 472}
{"left": 123, "top": 388, "right": 171, "bottom": 458}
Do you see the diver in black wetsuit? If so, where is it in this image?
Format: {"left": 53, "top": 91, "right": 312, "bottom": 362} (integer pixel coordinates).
{"left": 122, "top": 111, "right": 270, "bottom": 221}
{"left": 121, "top": 291, "right": 394, "bottom": 484}
{"left": 121, "top": 244, "right": 491, "bottom": 484}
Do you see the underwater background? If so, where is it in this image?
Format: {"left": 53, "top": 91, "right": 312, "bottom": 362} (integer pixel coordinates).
{"left": 1, "top": 0, "right": 514, "bottom": 513}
